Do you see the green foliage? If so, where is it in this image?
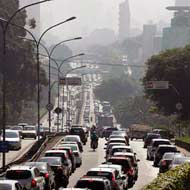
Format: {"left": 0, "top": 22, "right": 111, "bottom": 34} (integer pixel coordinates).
{"left": 143, "top": 45, "right": 190, "bottom": 121}
{"left": 0, "top": 0, "right": 47, "bottom": 124}
{"left": 176, "top": 137, "right": 190, "bottom": 144}
{"left": 143, "top": 163, "right": 190, "bottom": 190}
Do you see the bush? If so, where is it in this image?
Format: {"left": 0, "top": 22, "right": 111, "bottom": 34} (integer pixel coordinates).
{"left": 142, "top": 163, "right": 190, "bottom": 190}
{"left": 176, "top": 136, "right": 190, "bottom": 144}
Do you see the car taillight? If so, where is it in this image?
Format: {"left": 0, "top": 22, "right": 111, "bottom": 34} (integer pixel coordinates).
{"left": 127, "top": 168, "right": 134, "bottom": 176}
{"left": 45, "top": 173, "right": 49, "bottom": 179}
{"left": 31, "top": 179, "right": 37, "bottom": 187}
{"left": 112, "top": 175, "right": 116, "bottom": 182}
{"left": 161, "top": 160, "right": 167, "bottom": 166}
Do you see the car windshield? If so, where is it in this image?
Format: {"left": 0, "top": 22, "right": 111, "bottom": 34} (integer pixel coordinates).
{"left": 61, "top": 144, "right": 78, "bottom": 151}
{"left": 108, "top": 159, "right": 130, "bottom": 170}
{"left": 87, "top": 171, "right": 113, "bottom": 180}
{"left": 25, "top": 163, "right": 47, "bottom": 172}
{"left": 39, "top": 157, "right": 62, "bottom": 166}
{"left": 153, "top": 141, "right": 170, "bottom": 147}
{"left": 24, "top": 126, "right": 35, "bottom": 131}
{"left": 45, "top": 153, "right": 65, "bottom": 159}
{"left": 173, "top": 157, "right": 190, "bottom": 165}
{"left": 76, "top": 180, "right": 105, "bottom": 190}
{"left": 5, "top": 131, "right": 18, "bottom": 138}
{"left": 0, "top": 184, "right": 12, "bottom": 190}
{"left": 6, "top": 170, "right": 32, "bottom": 179}
{"left": 112, "top": 148, "right": 131, "bottom": 154}
{"left": 158, "top": 147, "right": 177, "bottom": 154}
{"left": 64, "top": 137, "right": 78, "bottom": 142}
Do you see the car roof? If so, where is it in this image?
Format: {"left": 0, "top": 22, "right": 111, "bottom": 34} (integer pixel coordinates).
{"left": 40, "top": 156, "right": 62, "bottom": 160}
{"left": 88, "top": 167, "right": 115, "bottom": 172}
{"left": 114, "top": 152, "right": 134, "bottom": 156}
{"left": 79, "top": 176, "right": 109, "bottom": 181}
{"left": 158, "top": 145, "right": 176, "bottom": 148}
{"left": 109, "top": 156, "right": 131, "bottom": 161}
{"left": 111, "top": 145, "right": 131, "bottom": 149}
{"left": 8, "top": 165, "right": 34, "bottom": 170}
{"left": 99, "top": 164, "right": 122, "bottom": 170}
{"left": 109, "top": 138, "right": 126, "bottom": 141}
{"left": 65, "top": 135, "right": 80, "bottom": 138}
{"left": 45, "top": 150, "right": 67, "bottom": 153}
{"left": 152, "top": 139, "right": 170, "bottom": 142}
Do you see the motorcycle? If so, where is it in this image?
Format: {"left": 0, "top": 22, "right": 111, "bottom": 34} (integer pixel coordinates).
{"left": 91, "top": 140, "right": 98, "bottom": 151}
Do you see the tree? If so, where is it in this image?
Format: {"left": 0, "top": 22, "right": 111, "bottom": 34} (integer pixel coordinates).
{"left": 0, "top": 0, "right": 47, "bottom": 124}
{"left": 143, "top": 45, "right": 190, "bottom": 120}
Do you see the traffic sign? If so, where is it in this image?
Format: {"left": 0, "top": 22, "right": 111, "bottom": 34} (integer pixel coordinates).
{"left": 59, "top": 77, "right": 82, "bottom": 86}
{"left": 146, "top": 81, "right": 169, "bottom": 90}
{"left": 46, "top": 103, "right": 54, "bottom": 111}
{"left": 54, "top": 107, "right": 62, "bottom": 114}
{"left": 176, "top": 103, "right": 183, "bottom": 111}
{"left": 0, "top": 141, "right": 9, "bottom": 153}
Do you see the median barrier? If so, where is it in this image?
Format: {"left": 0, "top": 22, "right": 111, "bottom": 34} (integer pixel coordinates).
{"left": 142, "top": 163, "right": 190, "bottom": 190}
{"left": 175, "top": 139, "right": 190, "bottom": 152}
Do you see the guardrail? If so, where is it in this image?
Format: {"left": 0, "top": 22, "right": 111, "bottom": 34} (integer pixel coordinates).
{"left": 0, "top": 132, "right": 59, "bottom": 176}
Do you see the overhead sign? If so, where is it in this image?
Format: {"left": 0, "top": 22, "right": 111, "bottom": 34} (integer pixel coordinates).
{"left": 0, "top": 141, "right": 9, "bottom": 153}
{"left": 146, "top": 81, "right": 169, "bottom": 90}
{"left": 59, "top": 77, "right": 82, "bottom": 86}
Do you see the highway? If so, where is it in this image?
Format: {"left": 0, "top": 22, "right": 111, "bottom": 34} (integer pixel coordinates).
{"left": 0, "top": 139, "right": 36, "bottom": 168}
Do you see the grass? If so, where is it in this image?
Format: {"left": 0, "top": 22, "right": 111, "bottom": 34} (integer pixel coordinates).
{"left": 176, "top": 136, "right": 190, "bottom": 144}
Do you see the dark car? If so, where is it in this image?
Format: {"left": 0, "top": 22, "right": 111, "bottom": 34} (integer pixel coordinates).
{"left": 153, "top": 145, "right": 178, "bottom": 167}
{"left": 144, "top": 133, "right": 161, "bottom": 148}
{"left": 107, "top": 156, "right": 135, "bottom": 188}
{"left": 24, "top": 162, "right": 55, "bottom": 190}
{"left": 75, "top": 176, "right": 112, "bottom": 190}
{"left": 147, "top": 139, "right": 171, "bottom": 161}
{"left": 70, "top": 127, "right": 87, "bottom": 145}
{"left": 159, "top": 152, "right": 184, "bottom": 173}
{"left": 52, "top": 146, "right": 77, "bottom": 173}
{"left": 103, "top": 127, "right": 118, "bottom": 139}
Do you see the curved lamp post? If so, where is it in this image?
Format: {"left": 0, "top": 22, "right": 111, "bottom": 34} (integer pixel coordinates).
{"left": 0, "top": 0, "right": 52, "bottom": 171}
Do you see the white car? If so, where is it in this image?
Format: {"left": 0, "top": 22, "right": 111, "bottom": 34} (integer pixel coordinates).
{"left": 0, "top": 180, "right": 26, "bottom": 190}
{"left": 5, "top": 165, "right": 45, "bottom": 190}
{"left": 22, "top": 126, "right": 37, "bottom": 139}
{"left": 59, "top": 143, "right": 82, "bottom": 167}
{"left": 0, "top": 130, "right": 21, "bottom": 150}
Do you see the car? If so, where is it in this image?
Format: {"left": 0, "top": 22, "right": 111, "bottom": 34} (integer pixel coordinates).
{"left": 107, "top": 156, "right": 135, "bottom": 188}
{"left": 11, "top": 126, "right": 23, "bottom": 138}
{"left": 0, "top": 129, "right": 21, "bottom": 150}
{"left": 143, "top": 133, "right": 161, "bottom": 148}
{"left": 44, "top": 150, "right": 72, "bottom": 177}
{"left": 153, "top": 145, "right": 178, "bottom": 166}
{"left": 23, "top": 162, "right": 55, "bottom": 190}
{"left": 105, "top": 143, "right": 126, "bottom": 156}
{"left": 58, "top": 143, "right": 82, "bottom": 167}
{"left": 5, "top": 165, "right": 45, "bottom": 190}
{"left": 98, "top": 164, "right": 128, "bottom": 189}
{"left": 86, "top": 167, "right": 125, "bottom": 190}
{"left": 39, "top": 156, "right": 65, "bottom": 174}
{"left": 107, "top": 138, "right": 128, "bottom": 146}
{"left": 110, "top": 131, "right": 129, "bottom": 145}
{"left": 75, "top": 176, "right": 112, "bottom": 190}
{"left": 107, "top": 145, "right": 133, "bottom": 160}
{"left": 52, "top": 146, "right": 77, "bottom": 172}
{"left": 22, "top": 125, "right": 37, "bottom": 139}
{"left": 159, "top": 152, "right": 184, "bottom": 173}
{"left": 70, "top": 127, "right": 88, "bottom": 145}
{"left": 0, "top": 180, "right": 26, "bottom": 190}
{"left": 113, "top": 152, "right": 139, "bottom": 181}
{"left": 62, "top": 136, "right": 83, "bottom": 152}
{"left": 103, "top": 127, "right": 118, "bottom": 139}
{"left": 147, "top": 139, "right": 171, "bottom": 160}
{"left": 169, "top": 156, "right": 190, "bottom": 169}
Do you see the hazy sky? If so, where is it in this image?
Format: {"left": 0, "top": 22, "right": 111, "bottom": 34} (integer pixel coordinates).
{"left": 40, "top": 0, "right": 175, "bottom": 40}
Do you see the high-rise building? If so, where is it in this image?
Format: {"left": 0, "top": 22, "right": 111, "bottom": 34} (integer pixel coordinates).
{"left": 19, "top": 0, "right": 41, "bottom": 36}
{"left": 175, "top": 0, "right": 190, "bottom": 6}
{"left": 118, "top": 0, "right": 130, "bottom": 41}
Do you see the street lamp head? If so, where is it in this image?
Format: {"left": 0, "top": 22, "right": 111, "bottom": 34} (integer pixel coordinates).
{"left": 66, "top": 16, "right": 77, "bottom": 22}
{"left": 74, "top": 37, "right": 82, "bottom": 40}
{"left": 78, "top": 53, "right": 85, "bottom": 56}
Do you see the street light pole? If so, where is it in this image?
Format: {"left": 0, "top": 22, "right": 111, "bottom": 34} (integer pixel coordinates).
{"left": 0, "top": 0, "right": 51, "bottom": 171}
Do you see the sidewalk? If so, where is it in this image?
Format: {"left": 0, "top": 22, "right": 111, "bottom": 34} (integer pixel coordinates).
{"left": 177, "top": 146, "right": 190, "bottom": 156}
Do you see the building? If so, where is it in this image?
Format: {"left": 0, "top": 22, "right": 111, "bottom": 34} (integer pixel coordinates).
{"left": 162, "top": 6, "right": 190, "bottom": 50}
{"left": 19, "top": 0, "right": 41, "bottom": 36}
{"left": 142, "top": 24, "right": 157, "bottom": 60}
{"left": 118, "top": 0, "right": 130, "bottom": 41}
{"left": 175, "top": 0, "right": 190, "bottom": 6}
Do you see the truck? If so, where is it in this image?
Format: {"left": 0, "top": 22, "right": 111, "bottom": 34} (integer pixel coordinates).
{"left": 128, "top": 124, "right": 152, "bottom": 140}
